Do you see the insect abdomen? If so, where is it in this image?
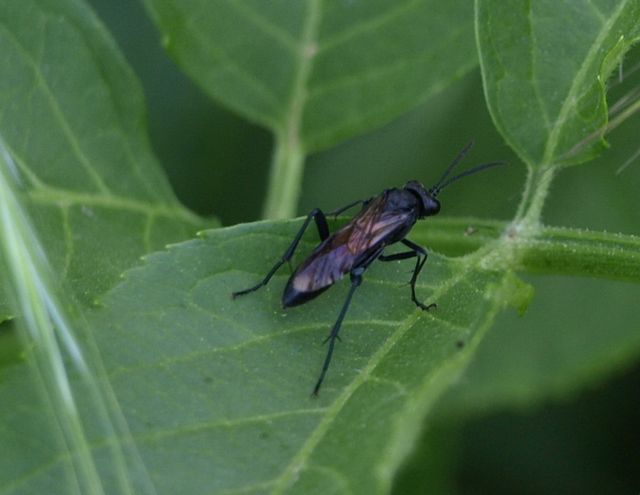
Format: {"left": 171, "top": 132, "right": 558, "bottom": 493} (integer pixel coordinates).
{"left": 281, "top": 283, "right": 330, "bottom": 308}
{"left": 281, "top": 252, "right": 347, "bottom": 307}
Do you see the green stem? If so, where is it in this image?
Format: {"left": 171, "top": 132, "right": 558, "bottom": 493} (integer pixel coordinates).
{"left": 262, "top": 0, "right": 320, "bottom": 220}
{"left": 519, "top": 226, "right": 640, "bottom": 281}
{"left": 514, "top": 165, "right": 556, "bottom": 228}
{"left": 262, "top": 131, "right": 305, "bottom": 219}
{"left": 411, "top": 217, "right": 640, "bottom": 283}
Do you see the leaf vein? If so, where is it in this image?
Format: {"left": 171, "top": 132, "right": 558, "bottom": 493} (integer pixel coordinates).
{"left": 309, "top": 24, "right": 470, "bottom": 100}
{"left": 281, "top": 0, "right": 323, "bottom": 149}
{"left": 527, "top": 2, "right": 553, "bottom": 132}
{"left": 0, "top": 21, "right": 111, "bottom": 195}
{"left": 270, "top": 250, "right": 484, "bottom": 492}
{"left": 542, "top": 0, "right": 630, "bottom": 164}
{"left": 108, "top": 320, "right": 401, "bottom": 380}
{"left": 136, "top": 408, "right": 324, "bottom": 443}
{"left": 27, "top": 187, "right": 201, "bottom": 225}
{"left": 184, "top": 18, "right": 283, "bottom": 128}
{"left": 223, "top": 0, "right": 299, "bottom": 52}
{"left": 318, "top": 0, "right": 422, "bottom": 53}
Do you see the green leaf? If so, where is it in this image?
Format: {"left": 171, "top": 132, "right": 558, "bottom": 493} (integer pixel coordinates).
{"left": 411, "top": 223, "right": 640, "bottom": 422}
{"left": 3, "top": 216, "right": 639, "bottom": 491}
{"left": 435, "top": 274, "right": 640, "bottom": 420}
{"left": 410, "top": 219, "right": 640, "bottom": 420}
{"left": 0, "top": 322, "right": 21, "bottom": 372}
{"left": 477, "top": 0, "right": 640, "bottom": 168}
{"left": 0, "top": 139, "right": 156, "bottom": 495}
{"left": 142, "top": 0, "right": 480, "bottom": 218}
{"left": 0, "top": 221, "right": 511, "bottom": 493}
{"left": 143, "top": 0, "right": 477, "bottom": 152}
{"left": 0, "top": 0, "right": 212, "bottom": 311}
{"left": 391, "top": 423, "right": 460, "bottom": 495}
{"left": 1, "top": 0, "right": 638, "bottom": 492}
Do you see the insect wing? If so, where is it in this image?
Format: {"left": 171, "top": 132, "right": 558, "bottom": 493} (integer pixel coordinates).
{"left": 289, "top": 192, "right": 413, "bottom": 296}
{"left": 289, "top": 229, "right": 357, "bottom": 295}
{"left": 346, "top": 194, "right": 414, "bottom": 255}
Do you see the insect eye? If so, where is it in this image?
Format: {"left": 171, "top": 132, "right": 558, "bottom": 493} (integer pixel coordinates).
{"left": 426, "top": 198, "right": 440, "bottom": 215}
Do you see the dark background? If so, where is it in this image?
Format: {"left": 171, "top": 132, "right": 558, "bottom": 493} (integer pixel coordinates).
{"left": 89, "top": 1, "right": 640, "bottom": 493}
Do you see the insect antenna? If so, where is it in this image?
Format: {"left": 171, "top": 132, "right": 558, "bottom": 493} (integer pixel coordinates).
{"left": 431, "top": 160, "right": 506, "bottom": 196}
{"left": 432, "top": 140, "right": 475, "bottom": 189}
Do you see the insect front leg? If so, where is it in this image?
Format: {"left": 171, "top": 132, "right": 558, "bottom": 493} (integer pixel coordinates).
{"left": 379, "top": 239, "right": 436, "bottom": 311}
{"left": 232, "top": 208, "right": 331, "bottom": 298}
{"left": 312, "top": 267, "right": 364, "bottom": 396}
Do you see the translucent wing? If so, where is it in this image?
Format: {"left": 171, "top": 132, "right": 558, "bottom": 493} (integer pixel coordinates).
{"left": 346, "top": 195, "right": 412, "bottom": 254}
{"left": 290, "top": 193, "right": 413, "bottom": 293}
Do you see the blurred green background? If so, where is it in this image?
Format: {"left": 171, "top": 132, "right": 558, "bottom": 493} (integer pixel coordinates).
{"left": 89, "top": 1, "right": 640, "bottom": 493}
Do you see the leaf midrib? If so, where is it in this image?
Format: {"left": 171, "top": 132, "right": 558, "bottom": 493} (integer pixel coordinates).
{"left": 280, "top": 0, "right": 322, "bottom": 144}
{"left": 270, "top": 244, "right": 492, "bottom": 494}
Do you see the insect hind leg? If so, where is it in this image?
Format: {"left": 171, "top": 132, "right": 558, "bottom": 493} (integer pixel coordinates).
{"left": 379, "top": 239, "right": 436, "bottom": 311}
{"left": 312, "top": 268, "right": 364, "bottom": 396}
{"left": 232, "top": 208, "right": 330, "bottom": 298}
{"left": 403, "top": 239, "right": 436, "bottom": 311}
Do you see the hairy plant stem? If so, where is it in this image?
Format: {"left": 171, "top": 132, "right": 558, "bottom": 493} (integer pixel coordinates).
{"left": 262, "top": 131, "right": 304, "bottom": 219}
{"left": 514, "top": 165, "right": 556, "bottom": 230}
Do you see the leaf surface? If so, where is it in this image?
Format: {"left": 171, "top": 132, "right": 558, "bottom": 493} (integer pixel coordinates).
{"left": 0, "top": 220, "right": 512, "bottom": 494}
{"left": 436, "top": 274, "right": 640, "bottom": 419}
{"left": 408, "top": 218, "right": 640, "bottom": 418}
{"left": 0, "top": 0, "right": 212, "bottom": 313}
{"left": 3, "top": 213, "right": 639, "bottom": 492}
{"left": 477, "top": 0, "right": 640, "bottom": 167}
{"left": 143, "top": 0, "right": 478, "bottom": 151}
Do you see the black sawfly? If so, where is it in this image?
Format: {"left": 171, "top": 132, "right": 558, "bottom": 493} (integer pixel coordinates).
{"left": 232, "top": 142, "right": 504, "bottom": 396}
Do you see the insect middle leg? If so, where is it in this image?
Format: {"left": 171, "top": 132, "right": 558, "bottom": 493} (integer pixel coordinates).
{"left": 379, "top": 239, "right": 436, "bottom": 311}
{"left": 312, "top": 267, "right": 364, "bottom": 396}
{"left": 232, "top": 208, "right": 330, "bottom": 298}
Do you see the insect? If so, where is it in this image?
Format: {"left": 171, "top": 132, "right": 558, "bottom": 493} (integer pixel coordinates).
{"left": 233, "top": 142, "right": 503, "bottom": 395}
